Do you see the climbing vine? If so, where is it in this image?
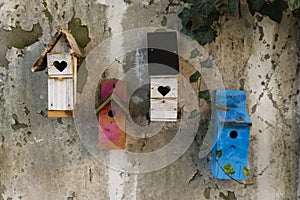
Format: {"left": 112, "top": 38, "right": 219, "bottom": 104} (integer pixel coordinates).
{"left": 178, "top": 0, "right": 299, "bottom": 46}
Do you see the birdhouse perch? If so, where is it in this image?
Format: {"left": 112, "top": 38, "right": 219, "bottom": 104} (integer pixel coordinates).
{"left": 32, "top": 29, "right": 83, "bottom": 117}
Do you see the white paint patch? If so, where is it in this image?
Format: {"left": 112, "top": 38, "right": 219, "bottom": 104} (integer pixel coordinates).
{"left": 107, "top": 151, "right": 139, "bottom": 200}
{"left": 94, "top": 2, "right": 139, "bottom": 199}
{"left": 130, "top": 174, "right": 138, "bottom": 200}
{"left": 95, "top": 0, "right": 127, "bottom": 78}
{"left": 108, "top": 151, "right": 126, "bottom": 200}
{"left": 247, "top": 19, "right": 279, "bottom": 200}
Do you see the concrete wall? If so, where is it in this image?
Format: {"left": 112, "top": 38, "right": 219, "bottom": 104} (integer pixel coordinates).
{"left": 0, "top": 0, "right": 299, "bottom": 199}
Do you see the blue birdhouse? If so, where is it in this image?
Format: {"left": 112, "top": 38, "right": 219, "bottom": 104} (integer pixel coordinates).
{"left": 210, "top": 90, "right": 252, "bottom": 180}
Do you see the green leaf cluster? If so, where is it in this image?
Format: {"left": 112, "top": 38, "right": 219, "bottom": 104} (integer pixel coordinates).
{"left": 199, "top": 90, "right": 211, "bottom": 101}
{"left": 178, "top": 0, "right": 295, "bottom": 46}
{"left": 178, "top": 0, "right": 239, "bottom": 45}
{"left": 247, "top": 0, "right": 288, "bottom": 23}
{"left": 224, "top": 163, "right": 235, "bottom": 175}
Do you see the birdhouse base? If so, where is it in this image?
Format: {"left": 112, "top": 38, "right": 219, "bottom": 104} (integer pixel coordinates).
{"left": 48, "top": 110, "right": 73, "bottom": 117}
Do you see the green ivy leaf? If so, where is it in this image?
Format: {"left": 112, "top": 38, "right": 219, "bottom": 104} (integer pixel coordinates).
{"left": 197, "top": 28, "right": 217, "bottom": 46}
{"left": 243, "top": 167, "right": 250, "bottom": 177}
{"left": 161, "top": 16, "right": 167, "bottom": 26}
{"left": 261, "top": 0, "right": 288, "bottom": 23}
{"left": 201, "top": 11, "right": 220, "bottom": 27}
{"left": 190, "top": 71, "right": 201, "bottom": 82}
{"left": 218, "top": 3, "right": 231, "bottom": 14}
{"left": 198, "top": 90, "right": 211, "bottom": 101}
{"left": 181, "top": 27, "right": 194, "bottom": 38}
{"left": 289, "top": 0, "right": 300, "bottom": 11}
{"left": 228, "top": 0, "right": 239, "bottom": 12}
{"left": 178, "top": 7, "right": 193, "bottom": 26}
{"left": 224, "top": 164, "right": 235, "bottom": 175}
{"left": 216, "top": 150, "right": 222, "bottom": 158}
{"left": 292, "top": 8, "right": 300, "bottom": 19}
{"left": 200, "top": 58, "right": 213, "bottom": 68}
{"left": 189, "top": 109, "right": 200, "bottom": 119}
{"left": 247, "top": 0, "right": 265, "bottom": 15}
{"left": 190, "top": 48, "right": 200, "bottom": 59}
{"left": 200, "top": 119, "right": 210, "bottom": 130}
{"left": 196, "top": 0, "right": 221, "bottom": 17}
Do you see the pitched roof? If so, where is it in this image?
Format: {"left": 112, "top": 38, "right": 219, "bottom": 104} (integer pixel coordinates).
{"left": 32, "top": 29, "right": 83, "bottom": 72}
{"left": 95, "top": 93, "right": 128, "bottom": 115}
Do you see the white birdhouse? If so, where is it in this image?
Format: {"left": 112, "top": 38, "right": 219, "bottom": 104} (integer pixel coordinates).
{"left": 32, "top": 29, "right": 83, "bottom": 117}
{"left": 147, "top": 32, "right": 179, "bottom": 122}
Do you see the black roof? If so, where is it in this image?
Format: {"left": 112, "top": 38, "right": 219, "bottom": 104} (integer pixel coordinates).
{"left": 147, "top": 32, "right": 179, "bottom": 75}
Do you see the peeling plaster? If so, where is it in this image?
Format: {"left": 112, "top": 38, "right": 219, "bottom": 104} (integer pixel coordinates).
{"left": 0, "top": 0, "right": 298, "bottom": 199}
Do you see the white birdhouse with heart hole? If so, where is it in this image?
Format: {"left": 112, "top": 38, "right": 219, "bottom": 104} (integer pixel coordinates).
{"left": 147, "top": 32, "right": 179, "bottom": 122}
{"left": 32, "top": 29, "right": 83, "bottom": 118}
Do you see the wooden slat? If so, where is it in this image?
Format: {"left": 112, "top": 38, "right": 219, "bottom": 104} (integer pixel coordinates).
{"left": 48, "top": 110, "right": 73, "bottom": 117}
{"left": 48, "top": 78, "right": 74, "bottom": 110}
{"left": 150, "top": 76, "right": 177, "bottom": 98}
{"left": 150, "top": 98, "right": 177, "bottom": 110}
{"left": 150, "top": 98, "right": 177, "bottom": 121}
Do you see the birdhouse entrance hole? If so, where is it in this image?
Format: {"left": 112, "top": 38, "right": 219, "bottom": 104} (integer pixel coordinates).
{"left": 53, "top": 60, "right": 68, "bottom": 72}
{"left": 229, "top": 130, "right": 238, "bottom": 139}
{"left": 158, "top": 85, "right": 171, "bottom": 96}
{"left": 108, "top": 110, "right": 116, "bottom": 118}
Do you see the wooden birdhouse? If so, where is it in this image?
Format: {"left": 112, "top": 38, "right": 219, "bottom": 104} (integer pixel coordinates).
{"left": 147, "top": 32, "right": 179, "bottom": 122}
{"left": 210, "top": 90, "right": 252, "bottom": 180}
{"left": 32, "top": 29, "right": 83, "bottom": 117}
{"left": 95, "top": 79, "right": 127, "bottom": 149}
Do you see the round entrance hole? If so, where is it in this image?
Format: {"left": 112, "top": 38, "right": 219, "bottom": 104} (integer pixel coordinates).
{"left": 108, "top": 110, "right": 116, "bottom": 118}
{"left": 229, "top": 130, "right": 238, "bottom": 139}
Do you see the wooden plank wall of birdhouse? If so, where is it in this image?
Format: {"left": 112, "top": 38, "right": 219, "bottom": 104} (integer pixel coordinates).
{"left": 150, "top": 75, "right": 177, "bottom": 121}
{"left": 47, "top": 55, "right": 77, "bottom": 111}
{"left": 47, "top": 53, "right": 73, "bottom": 77}
{"left": 48, "top": 78, "right": 74, "bottom": 111}
{"left": 150, "top": 98, "right": 177, "bottom": 121}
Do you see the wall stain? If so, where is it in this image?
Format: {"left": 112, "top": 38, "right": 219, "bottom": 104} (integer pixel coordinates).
{"left": 219, "top": 191, "right": 237, "bottom": 200}
{"left": 68, "top": 18, "right": 91, "bottom": 49}
{"left": 203, "top": 187, "right": 211, "bottom": 199}
{"left": 258, "top": 26, "right": 264, "bottom": 41}
{"left": 11, "top": 114, "right": 28, "bottom": 131}
{"left": 0, "top": 181, "right": 6, "bottom": 200}
{"left": 0, "top": 24, "right": 42, "bottom": 49}
{"left": 124, "top": 0, "right": 132, "bottom": 4}
{"left": 161, "top": 16, "right": 167, "bottom": 26}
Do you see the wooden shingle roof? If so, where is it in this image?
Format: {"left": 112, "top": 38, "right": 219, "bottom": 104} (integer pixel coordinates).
{"left": 32, "top": 29, "right": 83, "bottom": 72}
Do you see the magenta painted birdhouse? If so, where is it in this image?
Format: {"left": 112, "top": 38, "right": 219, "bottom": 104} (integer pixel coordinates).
{"left": 96, "top": 79, "right": 127, "bottom": 149}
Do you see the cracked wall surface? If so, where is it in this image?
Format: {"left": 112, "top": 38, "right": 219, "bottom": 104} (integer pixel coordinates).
{"left": 0, "top": 0, "right": 299, "bottom": 200}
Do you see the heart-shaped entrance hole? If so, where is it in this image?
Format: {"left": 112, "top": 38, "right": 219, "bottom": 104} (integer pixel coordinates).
{"left": 53, "top": 61, "right": 67, "bottom": 72}
{"left": 158, "top": 86, "right": 171, "bottom": 96}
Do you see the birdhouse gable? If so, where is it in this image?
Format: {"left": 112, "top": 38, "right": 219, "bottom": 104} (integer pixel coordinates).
{"left": 32, "top": 29, "right": 82, "bottom": 73}
{"left": 215, "top": 90, "right": 252, "bottom": 127}
{"left": 50, "top": 36, "right": 71, "bottom": 53}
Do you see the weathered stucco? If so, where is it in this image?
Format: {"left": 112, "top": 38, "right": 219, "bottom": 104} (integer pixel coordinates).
{"left": 0, "top": 0, "right": 299, "bottom": 200}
